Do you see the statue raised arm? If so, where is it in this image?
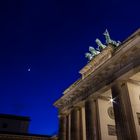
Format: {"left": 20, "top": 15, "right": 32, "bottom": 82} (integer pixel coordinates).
{"left": 103, "top": 29, "right": 111, "bottom": 44}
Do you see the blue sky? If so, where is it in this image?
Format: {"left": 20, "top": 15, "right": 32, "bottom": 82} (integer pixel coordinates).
{"left": 0, "top": 0, "right": 139, "bottom": 135}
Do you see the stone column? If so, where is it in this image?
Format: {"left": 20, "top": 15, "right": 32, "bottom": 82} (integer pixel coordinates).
{"left": 111, "top": 82, "right": 138, "bottom": 140}
{"left": 66, "top": 114, "right": 70, "bottom": 140}
{"left": 70, "top": 107, "right": 82, "bottom": 140}
{"left": 85, "top": 99, "right": 99, "bottom": 140}
{"left": 58, "top": 114, "right": 67, "bottom": 140}
{"left": 80, "top": 108, "right": 84, "bottom": 140}
{"left": 81, "top": 106, "right": 87, "bottom": 140}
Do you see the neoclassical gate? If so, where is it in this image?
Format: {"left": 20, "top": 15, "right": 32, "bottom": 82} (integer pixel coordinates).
{"left": 54, "top": 29, "right": 140, "bottom": 140}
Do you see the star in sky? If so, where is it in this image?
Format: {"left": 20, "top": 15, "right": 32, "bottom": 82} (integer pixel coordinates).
{"left": 28, "top": 68, "right": 31, "bottom": 72}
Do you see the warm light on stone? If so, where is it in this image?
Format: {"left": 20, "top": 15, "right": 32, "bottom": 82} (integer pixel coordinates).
{"left": 54, "top": 28, "right": 140, "bottom": 140}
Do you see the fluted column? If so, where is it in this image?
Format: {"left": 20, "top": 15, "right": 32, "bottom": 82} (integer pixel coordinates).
{"left": 111, "top": 82, "right": 138, "bottom": 140}
{"left": 70, "top": 107, "right": 81, "bottom": 140}
{"left": 85, "top": 99, "right": 99, "bottom": 140}
{"left": 58, "top": 114, "right": 67, "bottom": 140}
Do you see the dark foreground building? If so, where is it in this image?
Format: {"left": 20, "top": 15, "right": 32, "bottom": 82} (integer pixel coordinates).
{"left": 54, "top": 29, "right": 140, "bottom": 140}
{"left": 0, "top": 114, "right": 56, "bottom": 140}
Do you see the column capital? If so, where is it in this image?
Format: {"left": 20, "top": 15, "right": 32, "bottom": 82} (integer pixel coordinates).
{"left": 86, "top": 97, "right": 97, "bottom": 103}
{"left": 58, "top": 113, "right": 68, "bottom": 118}
{"left": 70, "top": 106, "right": 81, "bottom": 112}
{"left": 112, "top": 80, "right": 127, "bottom": 87}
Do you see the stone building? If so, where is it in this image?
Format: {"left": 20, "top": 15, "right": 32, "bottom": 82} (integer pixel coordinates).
{"left": 0, "top": 132, "right": 51, "bottom": 140}
{"left": 54, "top": 29, "right": 140, "bottom": 140}
{"left": 0, "top": 114, "right": 30, "bottom": 133}
{"left": 0, "top": 114, "right": 56, "bottom": 140}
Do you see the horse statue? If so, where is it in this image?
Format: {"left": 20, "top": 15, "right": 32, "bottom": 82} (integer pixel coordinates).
{"left": 95, "top": 38, "right": 106, "bottom": 51}
{"left": 103, "top": 29, "right": 121, "bottom": 47}
{"left": 89, "top": 46, "right": 100, "bottom": 56}
{"left": 85, "top": 52, "right": 93, "bottom": 61}
{"left": 85, "top": 46, "right": 100, "bottom": 61}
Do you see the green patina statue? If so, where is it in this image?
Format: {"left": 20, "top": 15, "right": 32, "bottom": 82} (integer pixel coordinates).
{"left": 85, "top": 29, "right": 121, "bottom": 61}
{"left": 85, "top": 52, "right": 93, "bottom": 61}
{"left": 95, "top": 38, "right": 106, "bottom": 51}
{"left": 85, "top": 46, "right": 100, "bottom": 61}
{"left": 103, "top": 29, "right": 121, "bottom": 47}
{"left": 89, "top": 46, "right": 100, "bottom": 55}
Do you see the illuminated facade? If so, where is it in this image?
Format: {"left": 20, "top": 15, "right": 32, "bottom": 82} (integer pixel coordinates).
{"left": 54, "top": 29, "right": 140, "bottom": 140}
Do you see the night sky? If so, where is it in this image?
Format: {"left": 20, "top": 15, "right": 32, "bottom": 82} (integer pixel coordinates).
{"left": 0, "top": 0, "right": 140, "bottom": 136}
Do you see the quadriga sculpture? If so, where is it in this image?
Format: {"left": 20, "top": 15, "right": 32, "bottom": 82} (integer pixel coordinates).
{"left": 85, "top": 29, "right": 121, "bottom": 62}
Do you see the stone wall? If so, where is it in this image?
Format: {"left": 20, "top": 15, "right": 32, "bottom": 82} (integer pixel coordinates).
{"left": 127, "top": 82, "right": 140, "bottom": 139}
